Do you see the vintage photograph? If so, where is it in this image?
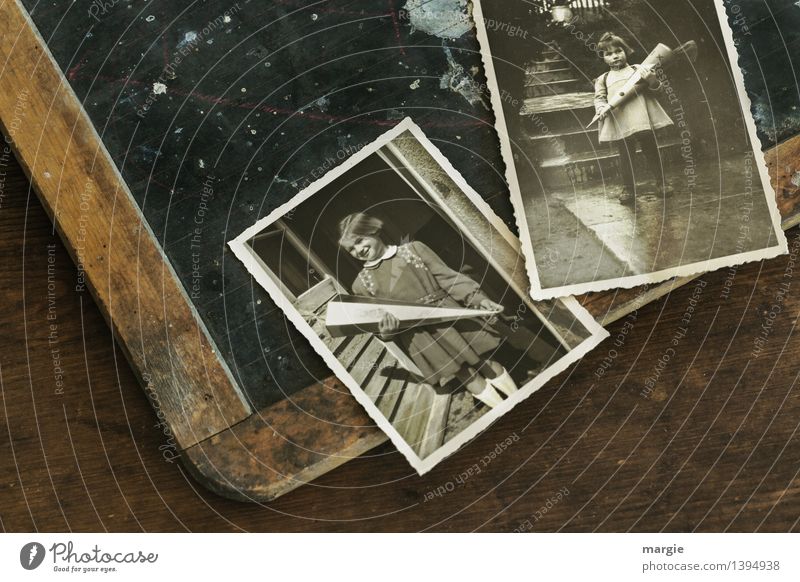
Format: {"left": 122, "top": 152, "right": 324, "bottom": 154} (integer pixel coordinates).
{"left": 229, "top": 119, "right": 608, "bottom": 473}
{"left": 473, "top": 0, "right": 787, "bottom": 298}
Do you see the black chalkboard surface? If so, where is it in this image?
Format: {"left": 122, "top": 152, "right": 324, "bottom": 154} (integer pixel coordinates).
{"left": 11, "top": 0, "right": 800, "bottom": 499}
{"left": 21, "top": 0, "right": 798, "bottom": 409}
{"left": 23, "top": 0, "right": 512, "bottom": 408}
{"left": 723, "top": 0, "right": 800, "bottom": 146}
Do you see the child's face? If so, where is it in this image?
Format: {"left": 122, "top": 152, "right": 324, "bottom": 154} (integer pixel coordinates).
{"left": 343, "top": 234, "right": 387, "bottom": 262}
{"left": 602, "top": 46, "right": 627, "bottom": 69}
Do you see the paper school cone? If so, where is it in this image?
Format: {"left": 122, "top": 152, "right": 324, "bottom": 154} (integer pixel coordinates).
{"left": 587, "top": 41, "right": 698, "bottom": 128}
{"left": 324, "top": 295, "right": 502, "bottom": 338}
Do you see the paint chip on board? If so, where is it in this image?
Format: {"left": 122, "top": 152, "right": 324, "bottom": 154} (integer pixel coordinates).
{"left": 177, "top": 31, "right": 198, "bottom": 49}
{"left": 404, "top": 0, "right": 472, "bottom": 40}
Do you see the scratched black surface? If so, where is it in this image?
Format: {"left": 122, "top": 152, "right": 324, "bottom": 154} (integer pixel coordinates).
{"left": 22, "top": 0, "right": 509, "bottom": 408}
{"left": 21, "top": 0, "right": 798, "bottom": 409}
{"left": 722, "top": 0, "right": 800, "bottom": 147}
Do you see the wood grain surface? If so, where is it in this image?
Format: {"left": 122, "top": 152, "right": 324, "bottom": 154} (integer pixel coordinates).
{"left": 581, "top": 133, "right": 800, "bottom": 326}
{"left": 2, "top": 0, "right": 799, "bottom": 525}
{"left": 2, "top": 149, "right": 798, "bottom": 532}
{"left": 0, "top": 0, "right": 250, "bottom": 449}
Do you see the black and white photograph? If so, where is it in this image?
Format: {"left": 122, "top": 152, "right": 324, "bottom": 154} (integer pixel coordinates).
{"left": 473, "top": 0, "right": 787, "bottom": 298}
{"left": 229, "top": 119, "right": 608, "bottom": 473}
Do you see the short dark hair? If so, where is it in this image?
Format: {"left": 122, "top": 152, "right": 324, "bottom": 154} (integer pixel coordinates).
{"left": 597, "top": 32, "right": 634, "bottom": 57}
{"left": 338, "top": 212, "right": 384, "bottom": 247}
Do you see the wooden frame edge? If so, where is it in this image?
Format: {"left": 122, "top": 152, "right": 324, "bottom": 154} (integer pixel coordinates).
{"left": 581, "top": 133, "right": 800, "bottom": 325}
{"left": 0, "top": 0, "right": 250, "bottom": 448}
{"left": 3, "top": 0, "right": 799, "bottom": 502}
{"left": 181, "top": 378, "right": 387, "bottom": 502}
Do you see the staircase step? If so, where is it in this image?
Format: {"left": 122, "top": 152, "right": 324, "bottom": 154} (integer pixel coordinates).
{"left": 389, "top": 382, "right": 426, "bottom": 441}
{"left": 526, "top": 77, "right": 581, "bottom": 87}
{"left": 348, "top": 340, "right": 387, "bottom": 385}
{"left": 520, "top": 92, "right": 595, "bottom": 115}
{"left": 524, "top": 68, "right": 574, "bottom": 84}
{"left": 530, "top": 58, "right": 568, "bottom": 69}
{"left": 400, "top": 385, "right": 438, "bottom": 453}
{"left": 415, "top": 391, "right": 452, "bottom": 460}
{"left": 364, "top": 351, "right": 393, "bottom": 401}
{"left": 310, "top": 315, "right": 350, "bottom": 353}
{"left": 526, "top": 126, "right": 596, "bottom": 141}
{"left": 521, "top": 111, "right": 599, "bottom": 137}
{"left": 333, "top": 333, "right": 372, "bottom": 370}
{"left": 525, "top": 80, "right": 586, "bottom": 98}
{"left": 443, "top": 391, "right": 486, "bottom": 443}
{"left": 375, "top": 364, "right": 409, "bottom": 418}
{"left": 539, "top": 137, "right": 682, "bottom": 168}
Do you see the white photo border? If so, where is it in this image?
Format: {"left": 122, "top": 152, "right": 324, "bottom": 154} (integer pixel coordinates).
{"left": 229, "top": 117, "right": 609, "bottom": 475}
{"left": 471, "top": 0, "right": 788, "bottom": 300}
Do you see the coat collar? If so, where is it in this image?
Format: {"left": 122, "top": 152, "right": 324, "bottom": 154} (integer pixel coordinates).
{"left": 363, "top": 244, "right": 397, "bottom": 269}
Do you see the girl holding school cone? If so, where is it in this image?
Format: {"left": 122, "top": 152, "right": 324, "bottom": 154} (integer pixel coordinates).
{"left": 338, "top": 212, "right": 518, "bottom": 408}
{"left": 594, "top": 32, "right": 675, "bottom": 203}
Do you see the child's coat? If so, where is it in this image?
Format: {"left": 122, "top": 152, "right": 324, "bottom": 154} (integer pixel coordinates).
{"left": 595, "top": 64, "right": 673, "bottom": 143}
{"left": 352, "top": 241, "right": 500, "bottom": 385}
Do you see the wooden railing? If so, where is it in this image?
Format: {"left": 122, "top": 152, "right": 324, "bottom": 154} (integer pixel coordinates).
{"left": 532, "top": 0, "right": 607, "bottom": 15}
{"left": 295, "top": 277, "right": 453, "bottom": 460}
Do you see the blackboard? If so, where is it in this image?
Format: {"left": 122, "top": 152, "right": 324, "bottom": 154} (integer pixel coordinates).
{"left": 6, "top": 0, "right": 799, "bottom": 500}
{"left": 22, "top": 0, "right": 513, "bottom": 409}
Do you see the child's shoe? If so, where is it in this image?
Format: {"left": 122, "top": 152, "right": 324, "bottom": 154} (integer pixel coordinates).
{"left": 618, "top": 186, "right": 634, "bottom": 205}
{"left": 488, "top": 367, "right": 518, "bottom": 397}
{"left": 654, "top": 182, "right": 673, "bottom": 196}
{"left": 472, "top": 382, "right": 504, "bottom": 408}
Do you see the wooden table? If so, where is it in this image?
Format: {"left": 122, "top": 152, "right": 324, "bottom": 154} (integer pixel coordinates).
{"left": 2, "top": 146, "right": 798, "bottom": 532}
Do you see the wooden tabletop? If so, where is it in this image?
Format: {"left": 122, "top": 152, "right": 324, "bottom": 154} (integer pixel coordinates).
{"left": 1, "top": 146, "right": 798, "bottom": 532}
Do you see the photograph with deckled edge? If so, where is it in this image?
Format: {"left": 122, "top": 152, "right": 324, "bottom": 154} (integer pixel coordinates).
{"left": 472, "top": 0, "right": 787, "bottom": 300}
{"left": 229, "top": 118, "right": 609, "bottom": 474}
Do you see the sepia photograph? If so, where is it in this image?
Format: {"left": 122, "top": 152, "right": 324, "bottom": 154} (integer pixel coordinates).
{"left": 229, "top": 119, "right": 608, "bottom": 473}
{"left": 473, "top": 0, "right": 787, "bottom": 298}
